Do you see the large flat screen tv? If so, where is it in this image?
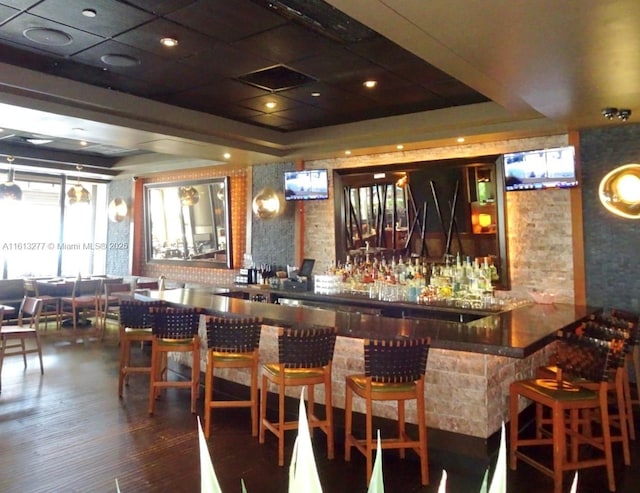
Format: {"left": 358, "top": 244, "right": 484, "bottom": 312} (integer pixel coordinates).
{"left": 503, "top": 146, "right": 578, "bottom": 191}
{"left": 284, "top": 169, "right": 329, "bottom": 201}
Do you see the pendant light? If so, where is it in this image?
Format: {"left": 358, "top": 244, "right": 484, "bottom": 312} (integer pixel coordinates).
{"left": 67, "top": 165, "right": 91, "bottom": 205}
{"left": 0, "top": 156, "right": 23, "bottom": 201}
{"left": 179, "top": 185, "right": 199, "bottom": 206}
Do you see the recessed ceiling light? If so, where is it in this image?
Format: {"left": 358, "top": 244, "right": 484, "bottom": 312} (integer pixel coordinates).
{"left": 160, "top": 37, "right": 178, "bottom": 47}
{"left": 311, "top": 92, "right": 321, "bottom": 97}
{"left": 363, "top": 80, "right": 377, "bottom": 89}
{"left": 345, "top": 150, "right": 352, "bottom": 155}
{"left": 265, "top": 101, "right": 277, "bottom": 109}
{"left": 223, "top": 153, "right": 231, "bottom": 160}
{"left": 82, "top": 9, "right": 97, "bottom": 18}
{"left": 26, "top": 138, "right": 53, "bottom": 145}
{"left": 396, "top": 144, "right": 404, "bottom": 150}
{"left": 457, "top": 137, "right": 465, "bottom": 143}
{"left": 101, "top": 54, "right": 140, "bottom": 67}
{"left": 373, "top": 173, "right": 386, "bottom": 179}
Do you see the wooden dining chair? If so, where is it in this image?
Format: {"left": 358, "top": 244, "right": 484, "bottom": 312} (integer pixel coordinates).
{"left": 99, "top": 282, "right": 133, "bottom": 334}
{"left": 204, "top": 316, "right": 262, "bottom": 438}
{"left": 59, "top": 279, "right": 102, "bottom": 334}
{"left": 344, "top": 337, "right": 431, "bottom": 486}
{"left": 0, "top": 297, "right": 43, "bottom": 392}
{"left": 33, "top": 280, "right": 61, "bottom": 331}
{"left": 259, "top": 325, "right": 337, "bottom": 466}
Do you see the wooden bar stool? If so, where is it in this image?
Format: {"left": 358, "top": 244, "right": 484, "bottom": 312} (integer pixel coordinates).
{"left": 148, "top": 307, "right": 201, "bottom": 415}
{"left": 510, "top": 332, "right": 625, "bottom": 493}
{"left": 259, "top": 326, "right": 337, "bottom": 466}
{"left": 610, "top": 308, "right": 640, "bottom": 440}
{"left": 536, "top": 319, "right": 634, "bottom": 467}
{"left": 118, "top": 300, "right": 165, "bottom": 398}
{"left": 344, "top": 337, "right": 431, "bottom": 486}
{"left": 204, "top": 316, "right": 262, "bottom": 438}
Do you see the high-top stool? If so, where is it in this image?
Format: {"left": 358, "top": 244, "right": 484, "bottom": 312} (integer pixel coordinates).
{"left": 118, "top": 300, "right": 165, "bottom": 398}
{"left": 259, "top": 326, "right": 337, "bottom": 466}
{"left": 610, "top": 308, "right": 640, "bottom": 440}
{"left": 344, "top": 337, "right": 431, "bottom": 486}
{"left": 148, "top": 307, "right": 201, "bottom": 415}
{"left": 536, "top": 318, "right": 633, "bottom": 465}
{"left": 510, "top": 332, "right": 625, "bottom": 493}
{"left": 204, "top": 316, "right": 262, "bottom": 438}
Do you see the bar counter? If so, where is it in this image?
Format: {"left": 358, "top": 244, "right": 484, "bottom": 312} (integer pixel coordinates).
{"left": 141, "top": 287, "right": 599, "bottom": 439}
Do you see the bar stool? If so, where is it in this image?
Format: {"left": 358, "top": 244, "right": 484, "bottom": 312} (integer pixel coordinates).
{"left": 609, "top": 308, "right": 640, "bottom": 439}
{"left": 344, "top": 337, "right": 431, "bottom": 486}
{"left": 204, "top": 316, "right": 262, "bottom": 438}
{"left": 148, "top": 306, "right": 201, "bottom": 415}
{"left": 118, "top": 300, "right": 164, "bottom": 398}
{"left": 536, "top": 320, "right": 633, "bottom": 466}
{"left": 510, "top": 332, "right": 625, "bottom": 493}
{"left": 259, "top": 326, "right": 337, "bottom": 466}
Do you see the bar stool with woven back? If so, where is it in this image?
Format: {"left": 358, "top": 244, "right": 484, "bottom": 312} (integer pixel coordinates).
{"left": 536, "top": 315, "right": 634, "bottom": 467}
{"left": 259, "top": 325, "right": 337, "bottom": 466}
{"left": 510, "top": 331, "right": 626, "bottom": 493}
{"left": 118, "top": 299, "right": 165, "bottom": 398}
{"left": 609, "top": 308, "right": 640, "bottom": 440}
{"left": 204, "top": 316, "right": 262, "bottom": 438}
{"left": 148, "top": 306, "right": 202, "bottom": 415}
{"left": 344, "top": 337, "right": 431, "bottom": 486}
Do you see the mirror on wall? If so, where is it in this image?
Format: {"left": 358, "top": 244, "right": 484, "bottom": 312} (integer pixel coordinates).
{"left": 333, "top": 155, "right": 509, "bottom": 289}
{"left": 144, "top": 177, "right": 232, "bottom": 268}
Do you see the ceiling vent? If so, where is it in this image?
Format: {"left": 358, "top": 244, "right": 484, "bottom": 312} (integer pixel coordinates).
{"left": 252, "top": 0, "right": 375, "bottom": 44}
{"left": 237, "top": 65, "right": 316, "bottom": 91}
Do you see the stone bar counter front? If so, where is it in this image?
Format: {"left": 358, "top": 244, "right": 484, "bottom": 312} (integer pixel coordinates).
{"left": 140, "top": 287, "right": 597, "bottom": 439}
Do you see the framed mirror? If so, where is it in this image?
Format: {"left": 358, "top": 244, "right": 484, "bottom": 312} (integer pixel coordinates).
{"left": 144, "top": 177, "right": 232, "bottom": 268}
{"left": 333, "top": 155, "right": 509, "bottom": 289}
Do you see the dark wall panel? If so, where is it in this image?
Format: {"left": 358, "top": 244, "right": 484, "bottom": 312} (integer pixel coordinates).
{"left": 581, "top": 124, "right": 640, "bottom": 312}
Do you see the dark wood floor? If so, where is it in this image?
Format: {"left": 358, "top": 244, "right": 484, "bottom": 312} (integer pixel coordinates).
{"left": 1, "top": 325, "right": 640, "bottom": 493}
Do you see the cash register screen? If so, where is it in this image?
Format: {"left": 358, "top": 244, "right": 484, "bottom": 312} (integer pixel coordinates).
{"left": 299, "top": 258, "right": 315, "bottom": 277}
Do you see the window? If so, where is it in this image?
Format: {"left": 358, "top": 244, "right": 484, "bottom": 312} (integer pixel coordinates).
{"left": 0, "top": 174, "right": 108, "bottom": 278}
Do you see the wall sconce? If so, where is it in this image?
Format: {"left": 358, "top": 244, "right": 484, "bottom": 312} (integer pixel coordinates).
{"left": 599, "top": 163, "right": 640, "bottom": 219}
{"left": 108, "top": 197, "right": 128, "bottom": 222}
{"left": 0, "top": 156, "right": 22, "bottom": 201}
{"left": 252, "top": 187, "right": 283, "bottom": 219}
{"left": 179, "top": 185, "right": 199, "bottom": 206}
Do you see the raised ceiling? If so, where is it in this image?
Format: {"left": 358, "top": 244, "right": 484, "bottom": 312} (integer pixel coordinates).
{"left": 0, "top": 0, "right": 638, "bottom": 178}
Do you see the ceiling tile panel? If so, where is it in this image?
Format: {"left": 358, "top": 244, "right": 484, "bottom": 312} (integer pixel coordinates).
{"left": 0, "top": 1, "right": 40, "bottom": 10}
{"left": 179, "top": 43, "right": 273, "bottom": 79}
{"left": 233, "top": 23, "right": 334, "bottom": 65}
{"left": 0, "top": 4, "right": 18, "bottom": 23}
{"left": 165, "top": 0, "right": 286, "bottom": 43}
{"left": 0, "top": 12, "right": 105, "bottom": 55}
{"left": 238, "top": 93, "right": 303, "bottom": 114}
{"left": 71, "top": 39, "right": 171, "bottom": 77}
{"left": 122, "top": 0, "right": 197, "bottom": 16}
{"left": 112, "top": 18, "right": 215, "bottom": 61}
{"left": 166, "top": 79, "right": 268, "bottom": 106}
{"left": 28, "top": 0, "right": 154, "bottom": 38}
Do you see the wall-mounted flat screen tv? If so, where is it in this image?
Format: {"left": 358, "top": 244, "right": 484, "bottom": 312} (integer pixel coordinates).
{"left": 284, "top": 169, "right": 329, "bottom": 201}
{"left": 503, "top": 146, "right": 578, "bottom": 191}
